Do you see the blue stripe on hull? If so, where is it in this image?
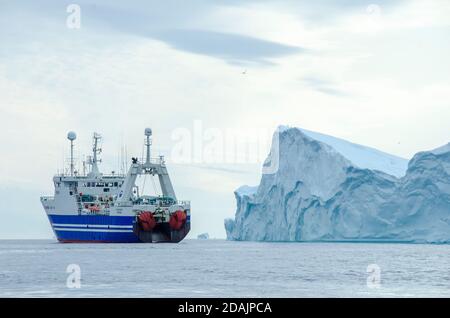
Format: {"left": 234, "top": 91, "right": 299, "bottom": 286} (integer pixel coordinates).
{"left": 48, "top": 214, "right": 139, "bottom": 243}
{"left": 48, "top": 214, "right": 135, "bottom": 225}
{"left": 54, "top": 229, "right": 140, "bottom": 243}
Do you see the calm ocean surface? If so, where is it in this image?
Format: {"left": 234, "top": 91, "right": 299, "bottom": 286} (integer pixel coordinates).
{"left": 0, "top": 239, "right": 449, "bottom": 297}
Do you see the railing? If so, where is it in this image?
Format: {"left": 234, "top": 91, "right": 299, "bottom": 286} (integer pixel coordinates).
{"left": 56, "top": 156, "right": 167, "bottom": 178}
{"left": 55, "top": 173, "right": 127, "bottom": 178}
{"left": 132, "top": 200, "right": 190, "bottom": 207}
{"left": 147, "top": 157, "right": 166, "bottom": 165}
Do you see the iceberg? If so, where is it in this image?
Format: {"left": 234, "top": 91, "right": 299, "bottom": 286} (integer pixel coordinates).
{"left": 299, "top": 128, "right": 408, "bottom": 178}
{"left": 197, "top": 233, "right": 210, "bottom": 240}
{"left": 225, "top": 127, "right": 450, "bottom": 243}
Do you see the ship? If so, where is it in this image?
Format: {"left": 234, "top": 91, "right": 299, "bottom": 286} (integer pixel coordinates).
{"left": 40, "top": 128, "right": 190, "bottom": 243}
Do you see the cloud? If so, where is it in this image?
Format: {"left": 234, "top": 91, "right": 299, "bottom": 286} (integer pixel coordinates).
{"left": 301, "top": 76, "right": 348, "bottom": 97}
{"left": 83, "top": 3, "right": 303, "bottom": 65}
{"left": 152, "top": 29, "right": 302, "bottom": 65}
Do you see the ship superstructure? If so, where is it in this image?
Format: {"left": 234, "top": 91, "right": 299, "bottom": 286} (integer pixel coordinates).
{"left": 40, "top": 129, "right": 190, "bottom": 243}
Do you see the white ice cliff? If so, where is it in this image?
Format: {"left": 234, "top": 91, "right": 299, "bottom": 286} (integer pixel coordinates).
{"left": 225, "top": 127, "right": 450, "bottom": 243}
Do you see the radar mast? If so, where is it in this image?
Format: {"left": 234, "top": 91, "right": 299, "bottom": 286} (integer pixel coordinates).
{"left": 67, "top": 131, "right": 77, "bottom": 176}
{"left": 144, "top": 128, "right": 152, "bottom": 165}
{"left": 88, "top": 132, "right": 102, "bottom": 177}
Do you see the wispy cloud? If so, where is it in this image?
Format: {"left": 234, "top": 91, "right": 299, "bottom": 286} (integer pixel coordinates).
{"left": 84, "top": 3, "right": 304, "bottom": 65}
{"left": 152, "top": 29, "right": 302, "bottom": 65}
{"left": 302, "top": 76, "right": 348, "bottom": 97}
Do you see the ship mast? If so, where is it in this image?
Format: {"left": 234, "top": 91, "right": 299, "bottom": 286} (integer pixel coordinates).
{"left": 88, "top": 132, "right": 102, "bottom": 177}
{"left": 145, "top": 128, "right": 152, "bottom": 165}
{"left": 67, "top": 131, "right": 77, "bottom": 176}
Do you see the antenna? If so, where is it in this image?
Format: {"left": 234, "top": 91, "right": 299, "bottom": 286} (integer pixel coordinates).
{"left": 125, "top": 145, "right": 128, "bottom": 171}
{"left": 120, "top": 144, "right": 126, "bottom": 175}
{"left": 82, "top": 158, "right": 86, "bottom": 176}
{"left": 144, "top": 128, "right": 152, "bottom": 165}
{"left": 121, "top": 144, "right": 124, "bottom": 175}
{"left": 67, "top": 131, "right": 77, "bottom": 176}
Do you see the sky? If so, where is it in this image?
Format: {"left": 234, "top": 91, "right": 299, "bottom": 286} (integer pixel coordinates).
{"left": 0, "top": 0, "right": 449, "bottom": 239}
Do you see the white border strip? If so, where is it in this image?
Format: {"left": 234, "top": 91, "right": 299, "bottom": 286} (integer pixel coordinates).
{"left": 52, "top": 223, "right": 132, "bottom": 229}
{"left": 53, "top": 227, "right": 133, "bottom": 233}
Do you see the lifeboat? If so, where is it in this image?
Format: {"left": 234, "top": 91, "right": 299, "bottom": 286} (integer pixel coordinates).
{"left": 88, "top": 205, "right": 101, "bottom": 213}
{"left": 138, "top": 211, "right": 156, "bottom": 231}
{"left": 169, "top": 210, "right": 187, "bottom": 230}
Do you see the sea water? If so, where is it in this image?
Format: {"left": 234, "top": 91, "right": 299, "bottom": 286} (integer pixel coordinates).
{"left": 0, "top": 239, "right": 449, "bottom": 297}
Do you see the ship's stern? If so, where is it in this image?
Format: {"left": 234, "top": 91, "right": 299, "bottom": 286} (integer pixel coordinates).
{"left": 133, "top": 202, "right": 191, "bottom": 243}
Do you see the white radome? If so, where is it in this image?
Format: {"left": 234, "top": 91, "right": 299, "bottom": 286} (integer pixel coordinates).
{"left": 67, "top": 131, "right": 77, "bottom": 141}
